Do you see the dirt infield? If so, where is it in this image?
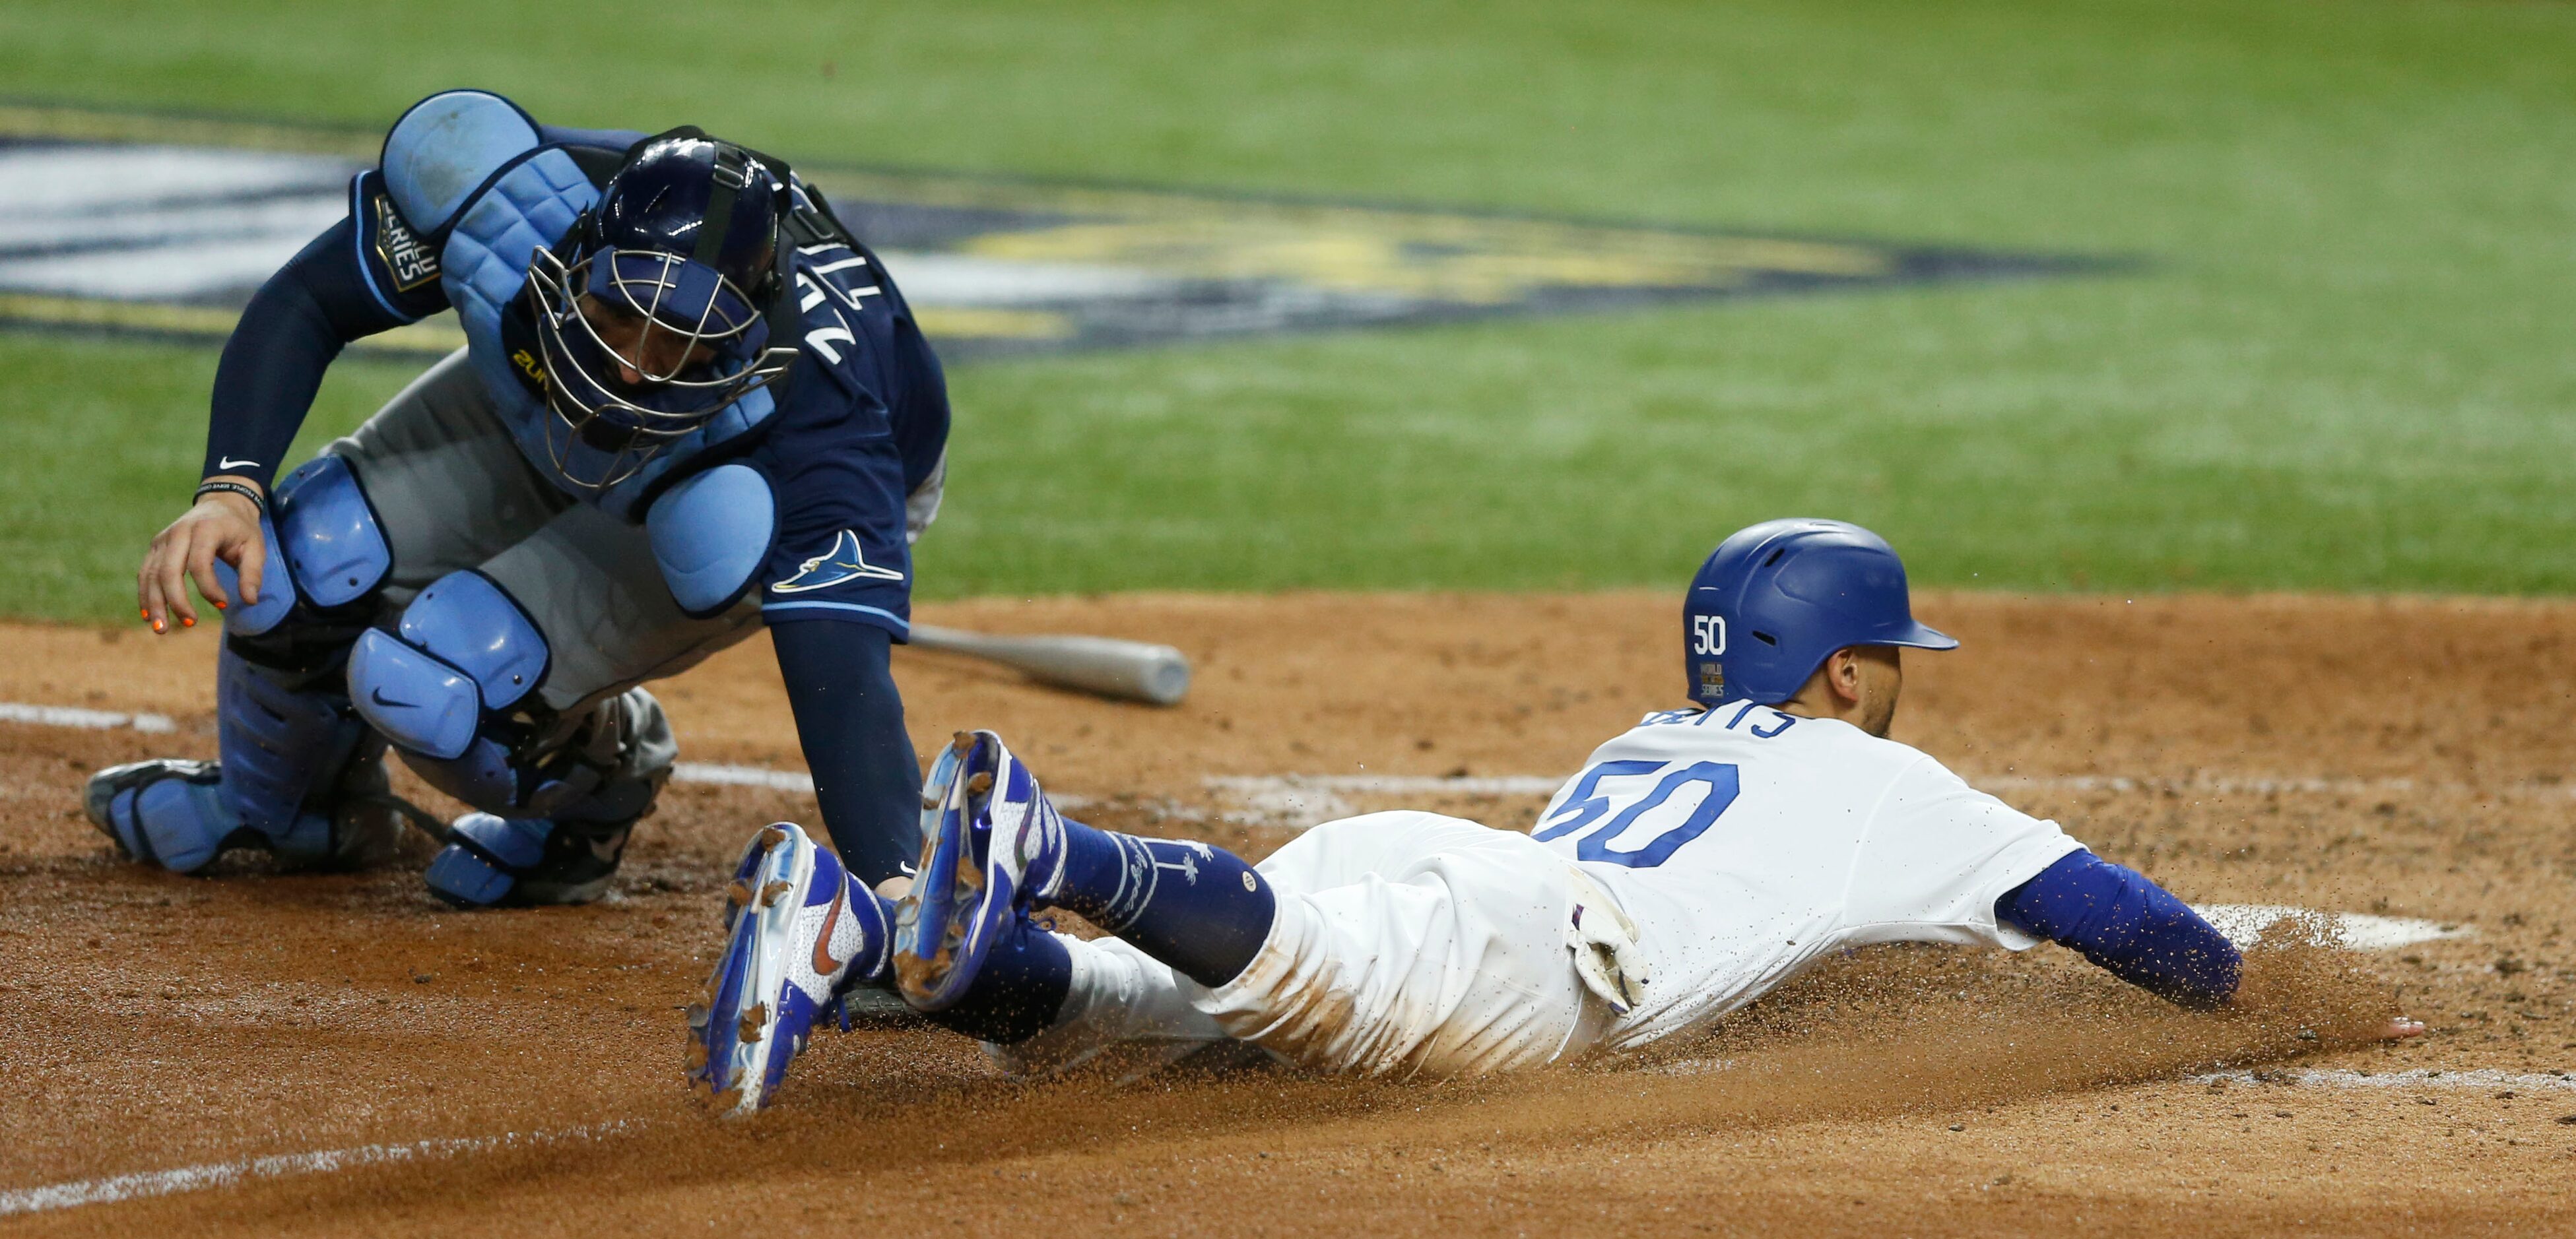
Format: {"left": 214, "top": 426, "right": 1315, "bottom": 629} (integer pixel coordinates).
{"left": 4, "top": 591, "right": 2574, "bottom": 1236}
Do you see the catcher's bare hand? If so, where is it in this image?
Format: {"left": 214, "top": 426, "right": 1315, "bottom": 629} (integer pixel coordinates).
{"left": 139, "top": 481, "right": 265, "bottom": 633}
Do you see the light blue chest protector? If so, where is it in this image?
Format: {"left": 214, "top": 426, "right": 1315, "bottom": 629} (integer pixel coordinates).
{"left": 380, "top": 91, "right": 777, "bottom": 524}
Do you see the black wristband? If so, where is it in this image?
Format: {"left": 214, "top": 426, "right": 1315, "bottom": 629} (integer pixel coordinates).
{"left": 194, "top": 480, "right": 267, "bottom": 515}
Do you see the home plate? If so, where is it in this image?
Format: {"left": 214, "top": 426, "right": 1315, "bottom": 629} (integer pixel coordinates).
{"left": 2192, "top": 905, "right": 2468, "bottom": 951}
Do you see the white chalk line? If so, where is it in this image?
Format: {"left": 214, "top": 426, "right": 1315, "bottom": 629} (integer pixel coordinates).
{"left": 8, "top": 700, "right": 2556, "bottom": 813}
{"left": 2194, "top": 1068, "right": 2576, "bottom": 1094}
{"left": 0, "top": 1120, "right": 626, "bottom": 1217}
{"left": 671, "top": 761, "right": 816, "bottom": 794}
{"left": 0, "top": 701, "right": 2517, "bottom": 943}
{"left": 1978, "top": 772, "right": 2576, "bottom": 801}
{"left": 0, "top": 701, "right": 175, "bottom": 734}
{"left": 1645, "top": 1063, "right": 2576, "bottom": 1096}
{"left": 669, "top": 761, "right": 1098, "bottom": 811}
{"left": 1201, "top": 769, "right": 2576, "bottom": 832}
{"left": 2194, "top": 905, "right": 2466, "bottom": 951}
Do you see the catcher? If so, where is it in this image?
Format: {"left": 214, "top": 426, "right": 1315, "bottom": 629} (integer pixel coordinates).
{"left": 94, "top": 91, "right": 941, "bottom": 907}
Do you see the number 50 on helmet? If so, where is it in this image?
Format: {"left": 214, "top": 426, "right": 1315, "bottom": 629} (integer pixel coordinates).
{"left": 1681, "top": 519, "right": 1956, "bottom": 707}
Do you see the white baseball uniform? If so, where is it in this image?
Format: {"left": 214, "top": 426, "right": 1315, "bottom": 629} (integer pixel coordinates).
{"left": 1002, "top": 703, "right": 2084, "bottom": 1078}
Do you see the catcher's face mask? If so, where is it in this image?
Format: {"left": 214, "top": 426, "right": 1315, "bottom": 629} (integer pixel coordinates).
{"left": 520, "top": 132, "right": 797, "bottom": 491}
{"left": 524, "top": 243, "right": 793, "bottom": 490}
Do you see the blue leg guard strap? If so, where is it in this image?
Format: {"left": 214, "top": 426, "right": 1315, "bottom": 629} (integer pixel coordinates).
{"left": 92, "top": 764, "right": 242, "bottom": 874}
{"left": 217, "top": 648, "right": 368, "bottom": 865}
{"left": 424, "top": 812, "right": 630, "bottom": 908}
{"left": 424, "top": 813, "right": 551, "bottom": 906}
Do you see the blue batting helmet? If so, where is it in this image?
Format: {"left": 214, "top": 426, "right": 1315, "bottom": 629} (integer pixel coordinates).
{"left": 525, "top": 129, "right": 798, "bottom": 488}
{"left": 1682, "top": 518, "right": 1956, "bottom": 707}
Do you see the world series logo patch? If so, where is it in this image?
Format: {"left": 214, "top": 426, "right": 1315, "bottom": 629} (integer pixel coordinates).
{"left": 371, "top": 192, "right": 440, "bottom": 292}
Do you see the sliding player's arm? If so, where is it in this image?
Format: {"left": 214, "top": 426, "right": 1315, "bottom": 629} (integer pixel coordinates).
{"left": 1995, "top": 851, "right": 2239, "bottom": 1008}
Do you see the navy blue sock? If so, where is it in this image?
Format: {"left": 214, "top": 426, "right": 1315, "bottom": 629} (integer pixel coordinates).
{"left": 1046, "top": 821, "right": 1275, "bottom": 987}
{"left": 923, "top": 912, "right": 1073, "bottom": 1045}
{"left": 845, "top": 879, "right": 896, "bottom": 990}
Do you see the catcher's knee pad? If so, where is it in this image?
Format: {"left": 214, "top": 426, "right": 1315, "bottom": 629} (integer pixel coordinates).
{"left": 348, "top": 569, "right": 547, "bottom": 806}
{"left": 350, "top": 573, "right": 672, "bottom": 826}
{"left": 216, "top": 455, "right": 393, "bottom": 649}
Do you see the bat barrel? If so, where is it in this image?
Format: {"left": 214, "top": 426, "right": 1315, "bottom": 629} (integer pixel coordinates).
{"left": 908, "top": 625, "right": 1193, "bottom": 706}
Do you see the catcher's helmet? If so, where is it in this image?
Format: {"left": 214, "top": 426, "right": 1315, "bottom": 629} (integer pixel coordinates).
{"left": 1681, "top": 518, "right": 1956, "bottom": 707}
{"left": 525, "top": 129, "right": 798, "bottom": 488}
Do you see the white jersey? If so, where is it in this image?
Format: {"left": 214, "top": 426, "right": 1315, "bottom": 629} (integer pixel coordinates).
{"left": 1533, "top": 703, "right": 2084, "bottom": 1048}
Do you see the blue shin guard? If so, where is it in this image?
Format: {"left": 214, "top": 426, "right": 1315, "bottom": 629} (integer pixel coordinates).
{"left": 214, "top": 649, "right": 368, "bottom": 864}
{"left": 86, "top": 650, "right": 399, "bottom": 873}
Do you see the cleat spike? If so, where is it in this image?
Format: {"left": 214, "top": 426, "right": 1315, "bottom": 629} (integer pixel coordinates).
{"left": 966, "top": 772, "right": 993, "bottom": 798}
{"left": 758, "top": 826, "right": 788, "bottom": 851}
{"left": 951, "top": 732, "right": 975, "bottom": 755}
{"left": 739, "top": 1001, "right": 768, "bottom": 1044}
{"left": 760, "top": 879, "right": 792, "bottom": 906}
{"left": 685, "top": 1003, "right": 711, "bottom": 1029}
{"left": 726, "top": 879, "right": 754, "bottom": 906}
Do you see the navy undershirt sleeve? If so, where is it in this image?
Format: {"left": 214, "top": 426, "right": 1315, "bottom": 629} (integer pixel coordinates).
{"left": 1995, "top": 850, "right": 2243, "bottom": 1009}
{"left": 203, "top": 218, "right": 410, "bottom": 492}
{"left": 770, "top": 620, "right": 922, "bottom": 887}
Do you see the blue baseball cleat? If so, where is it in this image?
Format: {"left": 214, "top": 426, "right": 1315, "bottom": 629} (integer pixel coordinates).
{"left": 891, "top": 731, "right": 1068, "bottom": 1012}
{"left": 688, "top": 821, "right": 888, "bottom": 1113}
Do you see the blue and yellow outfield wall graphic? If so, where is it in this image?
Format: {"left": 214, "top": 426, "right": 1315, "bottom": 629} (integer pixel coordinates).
{"left": 0, "top": 102, "right": 2103, "bottom": 360}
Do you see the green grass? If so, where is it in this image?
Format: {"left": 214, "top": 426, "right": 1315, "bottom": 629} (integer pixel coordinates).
{"left": 6, "top": 0, "right": 2575, "bottom": 620}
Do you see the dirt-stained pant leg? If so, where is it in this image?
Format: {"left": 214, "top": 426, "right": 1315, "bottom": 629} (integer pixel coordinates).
{"left": 1195, "top": 811, "right": 1613, "bottom": 1077}
{"left": 985, "top": 936, "right": 1234, "bottom": 1077}
{"left": 327, "top": 348, "right": 758, "bottom": 818}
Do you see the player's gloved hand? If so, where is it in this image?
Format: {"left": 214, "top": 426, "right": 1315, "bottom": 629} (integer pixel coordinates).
{"left": 139, "top": 480, "right": 264, "bottom": 634}
{"left": 1565, "top": 874, "right": 1649, "bottom": 1015}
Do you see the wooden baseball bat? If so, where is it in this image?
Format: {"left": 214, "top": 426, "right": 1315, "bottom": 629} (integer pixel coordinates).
{"left": 906, "top": 624, "right": 1193, "bottom": 706}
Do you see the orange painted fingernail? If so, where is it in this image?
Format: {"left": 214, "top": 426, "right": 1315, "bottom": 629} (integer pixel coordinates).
{"left": 180, "top": 617, "right": 195, "bottom": 628}
{"left": 152, "top": 621, "right": 165, "bottom": 633}
{"left": 213, "top": 600, "right": 226, "bottom": 610}
{"left": 139, "top": 608, "right": 150, "bottom": 619}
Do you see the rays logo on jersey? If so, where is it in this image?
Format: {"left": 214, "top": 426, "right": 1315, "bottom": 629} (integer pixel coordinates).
{"left": 770, "top": 529, "right": 904, "bottom": 593}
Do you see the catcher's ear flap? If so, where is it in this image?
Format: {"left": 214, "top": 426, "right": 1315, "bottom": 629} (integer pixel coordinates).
{"left": 565, "top": 206, "right": 599, "bottom": 253}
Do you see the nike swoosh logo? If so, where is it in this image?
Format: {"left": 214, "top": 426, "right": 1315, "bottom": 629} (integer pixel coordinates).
{"left": 217, "top": 457, "right": 259, "bottom": 470}
{"left": 812, "top": 883, "right": 849, "bottom": 975}
{"left": 369, "top": 687, "right": 414, "bottom": 709}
